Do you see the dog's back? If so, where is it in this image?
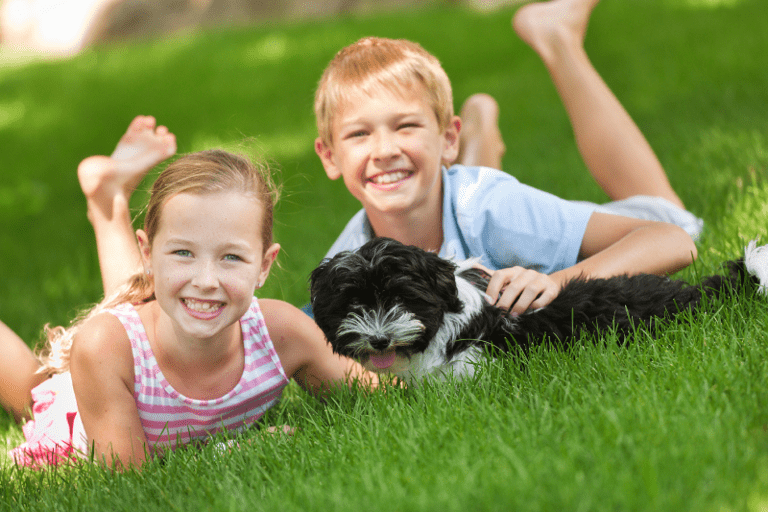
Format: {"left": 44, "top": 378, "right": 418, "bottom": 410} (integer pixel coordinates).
{"left": 310, "top": 237, "right": 768, "bottom": 383}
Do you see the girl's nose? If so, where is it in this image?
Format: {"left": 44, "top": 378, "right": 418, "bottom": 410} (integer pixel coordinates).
{"left": 191, "top": 261, "right": 218, "bottom": 289}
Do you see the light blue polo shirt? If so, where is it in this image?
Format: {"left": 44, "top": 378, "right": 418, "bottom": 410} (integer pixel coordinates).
{"left": 324, "top": 164, "right": 594, "bottom": 273}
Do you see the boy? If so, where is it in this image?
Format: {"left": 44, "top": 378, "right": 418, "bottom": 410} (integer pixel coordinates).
{"left": 313, "top": 0, "right": 701, "bottom": 315}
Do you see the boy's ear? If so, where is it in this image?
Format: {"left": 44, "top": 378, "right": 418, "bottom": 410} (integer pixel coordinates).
{"left": 258, "top": 243, "right": 281, "bottom": 287}
{"left": 441, "top": 116, "right": 462, "bottom": 166}
{"left": 315, "top": 137, "right": 341, "bottom": 180}
{"left": 136, "top": 229, "right": 152, "bottom": 274}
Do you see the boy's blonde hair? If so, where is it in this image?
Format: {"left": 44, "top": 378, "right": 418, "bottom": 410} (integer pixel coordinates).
{"left": 38, "top": 150, "right": 279, "bottom": 374}
{"left": 314, "top": 37, "right": 454, "bottom": 145}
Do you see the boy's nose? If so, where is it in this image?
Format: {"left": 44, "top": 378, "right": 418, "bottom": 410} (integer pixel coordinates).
{"left": 371, "top": 130, "right": 400, "bottom": 161}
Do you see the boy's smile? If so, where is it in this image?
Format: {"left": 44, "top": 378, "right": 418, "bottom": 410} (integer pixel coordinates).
{"left": 315, "top": 83, "right": 460, "bottom": 223}
{"left": 367, "top": 169, "right": 413, "bottom": 187}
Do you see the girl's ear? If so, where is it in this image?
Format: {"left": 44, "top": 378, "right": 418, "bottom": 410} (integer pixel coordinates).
{"left": 257, "top": 243, "right": 281, "bottom": 288}
{"left": 136, "top": 230, "right": 152, "bottom": 274}
{"left": 315, "top": 137, "right": 342, "bottom": 180}
{"left": 441, "top": 116, "right": 462, "bottom": 166}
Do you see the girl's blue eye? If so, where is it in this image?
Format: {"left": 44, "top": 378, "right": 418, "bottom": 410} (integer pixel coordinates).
{"left": 224, "top": 254, "right": 242, "bottom": 262}
{"left": 174, "top": 250, "right": 192, "bottom": 257}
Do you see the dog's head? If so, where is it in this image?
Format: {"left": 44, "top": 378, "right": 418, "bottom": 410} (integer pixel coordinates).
{"left": 309, "top": 238, "right": 464, "bottom": 372}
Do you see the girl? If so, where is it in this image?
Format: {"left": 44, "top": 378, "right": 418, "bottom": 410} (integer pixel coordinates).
{"left": 8, "top": 121, "right": 376, "bottom": 469}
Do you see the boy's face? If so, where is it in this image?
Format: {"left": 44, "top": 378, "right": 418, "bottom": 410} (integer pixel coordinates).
{"left": 315, "top": 83, "right": 460, "bottom": 219}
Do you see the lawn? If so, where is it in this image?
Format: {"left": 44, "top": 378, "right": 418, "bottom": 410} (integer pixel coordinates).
{"left": 1, "top": 0, "right": 767, "bottom": 510}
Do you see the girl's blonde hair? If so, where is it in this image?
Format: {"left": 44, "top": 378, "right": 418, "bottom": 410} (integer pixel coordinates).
{"left": 38, "top": 149, "right": 279, "bottom": 374}
{"left": 314, "top": 36, "right": 454, "bottom": 146}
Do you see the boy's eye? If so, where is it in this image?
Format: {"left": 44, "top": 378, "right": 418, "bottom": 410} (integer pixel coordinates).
{"left": 398, "top": 123, "right": 419, "bottom": 130}
{"left": 224, "top": 254, "right": 243, "bottom": 262}
{"left": 173, "top": 249, "right": 192, "bottom": 257}
{"left": 343, "top": 129, "right": 368, "bottom": 139}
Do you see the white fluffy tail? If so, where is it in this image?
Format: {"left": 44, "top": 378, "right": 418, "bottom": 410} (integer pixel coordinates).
{"left": 745, "top": 239, "right": 768, "bottom": 296}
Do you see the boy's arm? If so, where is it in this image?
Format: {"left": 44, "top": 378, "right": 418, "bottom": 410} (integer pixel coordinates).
{"left": 562, "top": 212, "right": 697, "bottom": 280}
{"left": 486, "top": 213, "right": 697, "bottom": 314}
{"left": 70, "top": 312, "right": 149, "bottom": 469}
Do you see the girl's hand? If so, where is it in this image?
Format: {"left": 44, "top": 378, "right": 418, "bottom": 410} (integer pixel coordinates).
{"left": 479, "top": 264, "right": 560, "bottom": 315}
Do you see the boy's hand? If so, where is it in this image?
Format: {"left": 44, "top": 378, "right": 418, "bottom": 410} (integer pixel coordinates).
{"left": 477, "top": 264, "right": 560, "bottom": 315}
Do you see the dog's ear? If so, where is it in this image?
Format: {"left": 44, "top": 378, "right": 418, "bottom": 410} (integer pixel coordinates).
{"left": 309, "top": 253, "right": 350, "bottom": 302}
{"left": 424, "top": 252, "right": 464, "bottom": 313}
{"left": 308, "top": 254, "right": 347, "bottom": 337}
{"left": 308, "top": 258, "right": 328, "bottom": 305}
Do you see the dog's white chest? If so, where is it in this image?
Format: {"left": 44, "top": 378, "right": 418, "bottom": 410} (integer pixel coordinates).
{"left": 403, "top": 345, "right": 484, "bottom": 383}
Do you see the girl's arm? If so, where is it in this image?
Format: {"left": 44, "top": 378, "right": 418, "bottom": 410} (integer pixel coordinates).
{"left": 260, "top": 299, "right": 379, "bottom": 395}
{"left": 70, "top": 312, "right": 149, "bottom": 469}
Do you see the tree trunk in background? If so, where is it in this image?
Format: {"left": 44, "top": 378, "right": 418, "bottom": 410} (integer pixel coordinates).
{"left": 0, "top": 0, "right": 512, "bottom": 57}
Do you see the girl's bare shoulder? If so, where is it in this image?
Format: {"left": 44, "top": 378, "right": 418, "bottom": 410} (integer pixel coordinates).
{"left": 72, "top": 309, "right": 134, "bottom": 380}
{"left": 258, "top": 299, "right": 321, "bottom": 341}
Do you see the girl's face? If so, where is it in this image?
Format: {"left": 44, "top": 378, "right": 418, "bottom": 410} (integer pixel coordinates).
{"left": 138, "top": 190, "right": 279, "bottom": 342}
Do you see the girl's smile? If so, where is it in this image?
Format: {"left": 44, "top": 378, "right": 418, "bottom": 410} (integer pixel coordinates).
{"left": 181, "top": 298, "right": 226, "bottom": 320}
{"left": 138, "top": 190, "right": 279, "bottom": 345}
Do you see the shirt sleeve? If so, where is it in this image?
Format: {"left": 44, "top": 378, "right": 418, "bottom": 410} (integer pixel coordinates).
{"left": 323, "top": 209, "right": 372, "bottom": 260}
{"left": 451, "top": 166, "right": 594, "bottom": 274}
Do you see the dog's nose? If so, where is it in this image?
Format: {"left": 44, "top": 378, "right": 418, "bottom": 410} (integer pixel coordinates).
{"left": 369, "top": 335, "right": 390, "bottom": 351}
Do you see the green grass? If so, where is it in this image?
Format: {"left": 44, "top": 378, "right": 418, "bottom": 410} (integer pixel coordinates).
{"left": 1, "top": 0, "right": 767, "bottom": 510}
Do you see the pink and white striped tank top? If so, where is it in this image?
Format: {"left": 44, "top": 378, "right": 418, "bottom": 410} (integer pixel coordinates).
{"left": 106, "top": 297, "right": 289, "bottom": 452}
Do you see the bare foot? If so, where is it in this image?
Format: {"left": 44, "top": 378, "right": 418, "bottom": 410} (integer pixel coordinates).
{"left": 78, "top": 115, "right": 176, "bottom": 218}
{"left": 513, "top": 0, "right": 600, "bottom": 63}
{"left": 457, "top": 93, "right": 506, "bottom": 169}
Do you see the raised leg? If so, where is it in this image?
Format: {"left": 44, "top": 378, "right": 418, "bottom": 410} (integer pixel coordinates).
{"left": 0, "top": 321, "right": 47, "bottom": 423}
{"left": 78, "top": 116, "right": 176, "bottom": 296}
{"left": 457, "top": 93, "right": 506, "bottom": 170}
{"left": 513, "top": 0, "right": 685, "bottom": 208}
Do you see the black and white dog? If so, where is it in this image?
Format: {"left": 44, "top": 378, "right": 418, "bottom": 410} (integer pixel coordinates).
{"left": 310, "top": 238, "right": 768, "bottom": 383}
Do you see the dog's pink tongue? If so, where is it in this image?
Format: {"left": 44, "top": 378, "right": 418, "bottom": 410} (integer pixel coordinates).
{"left": 369, "top": 352, "right": 397, "bottom": 369}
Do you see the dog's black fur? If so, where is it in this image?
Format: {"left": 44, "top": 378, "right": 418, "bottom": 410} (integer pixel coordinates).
{"left": 449, "top": 265, "right": 743, "bottom": 355}
{"left": 310, "top": 237, "right": 763, "bottom": 381}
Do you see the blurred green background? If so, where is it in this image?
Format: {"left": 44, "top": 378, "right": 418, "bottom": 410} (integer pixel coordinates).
{"left": 2, "top": 2, "right": 768, "bottom": 510}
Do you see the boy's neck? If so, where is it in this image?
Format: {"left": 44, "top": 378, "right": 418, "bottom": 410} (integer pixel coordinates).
{"left": 367, "top": 208, "right": 444, "bottom": 253}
